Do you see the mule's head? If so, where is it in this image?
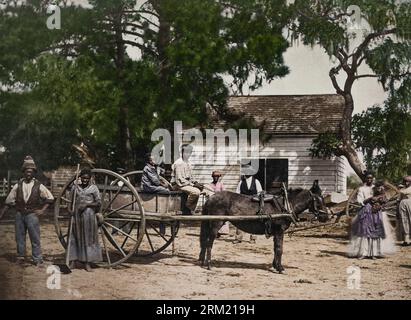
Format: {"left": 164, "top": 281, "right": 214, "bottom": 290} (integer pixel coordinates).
{"left": 308, "top": 192, "right": 329, "bottom": 222}
{"left": 288, "top": 187, "right": 329, "bottom": 222}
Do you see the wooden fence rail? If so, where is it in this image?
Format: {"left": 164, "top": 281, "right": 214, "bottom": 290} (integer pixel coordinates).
{"left": 0, "top": 178, "right": 17, "bottom": 198}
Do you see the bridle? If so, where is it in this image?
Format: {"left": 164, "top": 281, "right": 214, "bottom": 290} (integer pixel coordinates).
{"left": 308, "top": 191, "right": 329, "bottom": 218}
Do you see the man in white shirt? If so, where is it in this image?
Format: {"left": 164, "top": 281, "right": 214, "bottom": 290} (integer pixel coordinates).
{"left": 357, "top": 172, "right": 375, "bottom": 206}
{"left": 171, "top": 144, "right": 212, "bottom": 214}
{"left": 235, "top": 175, "right": 263, "bottom": 194}
{"left": 398, "top": 176, "right": 411, "bottom": 246}
{"left": 233, "top": 165, "right": 263, "bottom": 244}
{"left": 0, "top": 156, "right": 54, "bottom": 265}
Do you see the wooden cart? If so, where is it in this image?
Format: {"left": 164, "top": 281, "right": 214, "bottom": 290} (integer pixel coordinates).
{"left": 54, "top": 168, "right": 291, "bottom": 268}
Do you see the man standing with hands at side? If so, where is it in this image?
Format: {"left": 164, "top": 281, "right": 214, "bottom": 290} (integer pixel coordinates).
{"left": 0, "top": 156, "right": 54, "bottom": 266}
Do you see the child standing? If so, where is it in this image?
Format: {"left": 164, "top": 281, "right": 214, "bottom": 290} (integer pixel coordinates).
{"left": 207, "top": 171, "right": 229, "bottom": 236}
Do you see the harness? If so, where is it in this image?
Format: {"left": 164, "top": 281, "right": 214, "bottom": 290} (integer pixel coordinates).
{"left": 307, "top": 191, "right": 328, "bottom": 218}
{"left": 252, "top": 183, "right": 298, "bottom": 238}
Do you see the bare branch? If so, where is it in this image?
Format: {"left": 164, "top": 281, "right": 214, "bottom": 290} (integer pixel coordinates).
{"left": 352, "top": 28, "right": 397, "bottom": 66}
{"left": 138, "top": 14, "right": 160, "bottom": 29}
{"left": 354, "top": 74, "right": 379, "bottom": 80}
{"left": 102, "top": 18, "right": 145, "bottom": 31}
{"left": 122, "top": 30, "right": 145, "bottom": 40}
{"left": 117, "top": 39, "right": 158, "bottom": 57}
{"left": 329, "top": 66, "right": 344, "bottom": 95}
{"left": 357, "top": 54, "right": 367, "bottom": 67}
{"left": 123, "top": 9, "right": 160, "bottom": 19}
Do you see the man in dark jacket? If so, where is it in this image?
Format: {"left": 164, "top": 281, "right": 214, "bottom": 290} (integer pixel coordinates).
{"left": 0, "top": 156, "right": 54, "bottom": 265}
{"left": 141, "top": 153, "right": 170, "bottom": 194}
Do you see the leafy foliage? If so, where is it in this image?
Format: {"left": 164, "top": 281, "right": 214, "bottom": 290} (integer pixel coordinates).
{"left": 309, "top": 132, "right": 342, "bottom": 159}
{"left": 291, "top": 0, "right": 411, "bottom": 179}
{"left": 0, "top": 0, "right": 290, "bottom": 171}
{"left": 352, "top": 101, "right": 411, "bottom": 181}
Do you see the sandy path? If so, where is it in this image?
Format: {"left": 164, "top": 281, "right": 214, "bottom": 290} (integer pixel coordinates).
{"left": 0, "top": 216, "right": 410, "bottom": 300}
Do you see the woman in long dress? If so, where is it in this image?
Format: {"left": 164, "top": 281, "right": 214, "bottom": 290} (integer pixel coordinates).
{"left": 348, "top": 184, "right": 396, "bottom": 259}
{"left": 68, "top": 168, "right": 103, "bottom": 271}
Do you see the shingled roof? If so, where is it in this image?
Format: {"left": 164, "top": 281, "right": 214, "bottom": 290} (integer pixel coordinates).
{"left": 213, "top": 94, "right": 345, "bottom": 135}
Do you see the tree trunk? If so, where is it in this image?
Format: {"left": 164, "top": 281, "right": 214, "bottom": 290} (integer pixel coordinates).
{"left": 156, "top": 2, "right": 171, "bottom": 120}
{"left": 337, "top": 92, "right": 366, "bottom": 181}
{"left": 154, "top": 1, "right": 174, "bottom": 160}
{"left": 114, "top": 10, "right": 133, "bottom": 170}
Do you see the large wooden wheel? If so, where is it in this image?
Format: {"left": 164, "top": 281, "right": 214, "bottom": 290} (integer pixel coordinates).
{"left": 345, "top": 181, "right": 401, "bottom": 217}
{"left": 121, "top": 170, "right": 180, "bottom": 257}
{"left": 54, "top": 169, "right": 146, "bottom": 267}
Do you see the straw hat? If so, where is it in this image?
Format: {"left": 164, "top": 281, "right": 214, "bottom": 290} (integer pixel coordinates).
{"left": 21, "top": 155, "right": 37, "bottom": 172}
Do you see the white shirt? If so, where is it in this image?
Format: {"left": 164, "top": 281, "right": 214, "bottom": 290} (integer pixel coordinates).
{"left": 236, "top": 176, "right": 263, "bottom": 194}
{"left": 171, "top": 158, "right": 194, "bottom": 187}
{"left": 356, "top": 184, "right": 374, "bottom": 206}
{"left": 5, "top": 179, "right": 54, "bottom": 205}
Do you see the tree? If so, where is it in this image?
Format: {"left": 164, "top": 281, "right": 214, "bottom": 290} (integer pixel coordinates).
{"left": 352, "top": 100, "right": 411, "bottom": 181}
{"left": 290, "top": 0, "right": 411, "bottom": 180}
{"left": 0, "top": 0, "right": 290, "bottom": 170}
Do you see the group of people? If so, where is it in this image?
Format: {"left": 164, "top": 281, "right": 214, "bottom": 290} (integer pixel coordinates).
{"left": 1, "top": 153, "right": 411, "bottom": 270}
{"left": 0, "top": 157, "right": 103, "bottom": 271}
{"left": 141, "top": 144, "right": 262, "bottom": 242}
{"left": 347, "top": 172, "right": 411, "bottom": 259}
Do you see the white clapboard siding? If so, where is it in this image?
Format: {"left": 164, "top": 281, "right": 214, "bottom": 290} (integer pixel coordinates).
{"left": 190, "top": 136, "right": 347, "bottom": 205}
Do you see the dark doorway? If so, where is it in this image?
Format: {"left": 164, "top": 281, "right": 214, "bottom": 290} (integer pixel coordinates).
{"left": 242, "top": 158, "right": 288, "bottom": 192}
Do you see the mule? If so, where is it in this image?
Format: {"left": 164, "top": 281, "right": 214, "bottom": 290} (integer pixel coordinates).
{"left": 199, "top": 188, "right": 327, "bottom": 273}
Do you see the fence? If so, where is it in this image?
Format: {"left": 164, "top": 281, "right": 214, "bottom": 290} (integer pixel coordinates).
{"left": 0, "top": 178, "right": 17, "bottom": 198}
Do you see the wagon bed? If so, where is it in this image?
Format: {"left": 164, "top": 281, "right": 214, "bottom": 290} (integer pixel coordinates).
{"left": 54, "top": 168, "right": 293, "bottom": 268}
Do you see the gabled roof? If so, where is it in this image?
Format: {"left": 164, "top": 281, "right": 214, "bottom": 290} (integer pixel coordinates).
{"left": 212, "top": 94, "right": 345, "bottom": 135}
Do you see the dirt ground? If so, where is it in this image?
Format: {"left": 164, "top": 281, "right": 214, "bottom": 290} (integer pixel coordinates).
{"left": 0, "top": 214, "right": 410, "bottom": 300}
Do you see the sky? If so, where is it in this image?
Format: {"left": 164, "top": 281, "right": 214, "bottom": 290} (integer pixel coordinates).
{"left": 246, "top": 44, "right": 388, "bottom": 114}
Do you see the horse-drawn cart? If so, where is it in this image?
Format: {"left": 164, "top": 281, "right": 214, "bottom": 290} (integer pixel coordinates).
{"left": 54, "top": 168, "right": 294, "bottom": 268}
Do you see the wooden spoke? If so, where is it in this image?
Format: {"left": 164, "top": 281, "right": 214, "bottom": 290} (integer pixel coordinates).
{"left": 103, "top": 199, "right": 138, "bottom": 218}
{"left": 100, "top": 227, "right": 112, "bottom": 268}
{"left": 121, "top": 222, "right": 136, "bottom": 249}
{"left": 102, "top": 225, "right": 127, "bottom": 257}
{"left": 100, "top": 175, "right": 109, "bottom": 211}
{"left": 147, "top": 222, "right": 169, "bottom": 242}
{"left": 136, "top": 221, "right": 180, "bottom": 257}
{"left": 145, "top": 229, "right": 155, "bottom": 253}
{"left": 103, "top": 221, "right": 138, "bottom": 243}
{"left": 102, "top": 183, "right": 125, "bottom": 213}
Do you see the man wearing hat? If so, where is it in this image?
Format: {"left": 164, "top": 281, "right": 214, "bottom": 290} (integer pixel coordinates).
{"left": 398, "top": 176, "right": 411, "bottom": 246}
{"left": 0, "top": 156, "right": 54, "bottom": 265}
{"left": 233, "top": 163, "right": 263, "bottom": 243}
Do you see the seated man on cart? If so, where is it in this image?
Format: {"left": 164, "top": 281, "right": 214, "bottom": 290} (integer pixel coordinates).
{"left": 171, "top": 144, "right": 212, "bottom": 215}
{"left": 141, "top": 153, "right": 171, "bottom": 194}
